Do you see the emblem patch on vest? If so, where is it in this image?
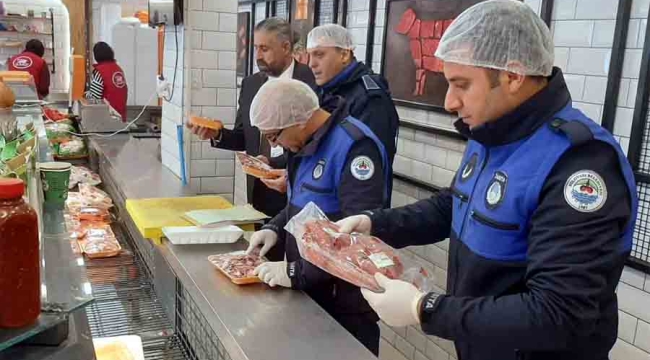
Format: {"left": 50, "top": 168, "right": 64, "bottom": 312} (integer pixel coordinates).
{"left": 460, "top": 153, "right": 478, "bottom": 182}
{"left": 564, "top": 170, "right": 607, "bottom": 213}
{"left": 112, "top": 72, "right": 126, "bottom": 88}
{"left": 313, "top": 159, "right": 326, "bottom": 180}
{"left": 351, "top": 156, "right": 374, "bottom": 181}
{"left": 12, "top": 56, "right": 32, "bottom": 69}
{"left": 486, "top": 171, "right": 507, "bottom": 209}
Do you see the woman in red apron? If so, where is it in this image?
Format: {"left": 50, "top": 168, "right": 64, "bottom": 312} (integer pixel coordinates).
{"left": 85, "top": 42, "right": 128, "bottom": 122}
{"left": 8, "top": 39, "right": 50, "bottom": 99}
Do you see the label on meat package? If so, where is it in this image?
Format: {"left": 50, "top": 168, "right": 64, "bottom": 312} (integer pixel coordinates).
{"left": 369, "top": 252, "right": 395, "bottom": 269}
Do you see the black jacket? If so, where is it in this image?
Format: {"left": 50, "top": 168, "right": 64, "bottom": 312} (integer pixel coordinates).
{"left": 366, "top": 69, "right": 633, "bottom": 360}
{"left": 319, "top": 61, "right": 399, "bottom": 196}
{"left": 213, "top": 61, "right": 315, "bottom": 219}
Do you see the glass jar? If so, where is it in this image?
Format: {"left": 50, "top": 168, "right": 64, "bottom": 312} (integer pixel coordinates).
{"left": 0, "top": 178, "right": 40, "bottom": 328}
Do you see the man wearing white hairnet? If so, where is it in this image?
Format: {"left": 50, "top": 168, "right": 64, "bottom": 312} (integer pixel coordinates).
{"left": 336, "top": 1, "right": 637, "bottom": 359}
{"left": 307, "top": 24, "right": 399, "bottom": 199}
{"left": 245, "top": 78, "right": 390, "bottom": 355}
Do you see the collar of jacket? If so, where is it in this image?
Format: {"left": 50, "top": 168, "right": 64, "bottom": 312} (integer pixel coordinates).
{"left": 297, "top": 96, "right": 349, "bottom": 157}
{"left": 454, "top": 67, "right": 572, "bottom": 147}
{"left": 320, "top": 60, "right": 361, "bottom": 92}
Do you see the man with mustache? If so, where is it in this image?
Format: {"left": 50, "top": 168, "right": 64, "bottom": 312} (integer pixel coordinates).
{"left": 189, "top": 17, "right": 315, "bottom": 261}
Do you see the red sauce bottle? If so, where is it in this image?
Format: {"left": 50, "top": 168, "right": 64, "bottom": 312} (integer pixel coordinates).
{"left": 0, "top": 178, "right": 40, "bottom": 328}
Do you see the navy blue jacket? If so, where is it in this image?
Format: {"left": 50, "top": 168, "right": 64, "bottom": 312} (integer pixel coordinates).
{"left": 367, "top": 68, "right": 636, "bottom": 360}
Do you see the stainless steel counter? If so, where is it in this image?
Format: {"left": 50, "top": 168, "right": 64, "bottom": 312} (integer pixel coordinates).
{"left": 90, "top": 135, "right": 378, "bottom": 360}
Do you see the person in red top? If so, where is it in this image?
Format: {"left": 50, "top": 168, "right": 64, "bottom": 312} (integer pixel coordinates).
{"left": 84, "top": 42, "right": 128, "bottom": 122}
{"left": 8, "top": 39, "right": 50, "bottom": 99}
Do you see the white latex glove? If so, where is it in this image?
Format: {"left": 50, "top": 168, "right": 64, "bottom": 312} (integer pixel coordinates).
{"left": 361, "top": 273, "right": 425, "bottom": 328}
{"left": 254, "top": 261, "right": 291, "bottom": 288}
{"left": 246, "top": 229, "right": 278, "bottom": 257}
{"left": 335, "top": 214, "right": 372, "bottom": 235}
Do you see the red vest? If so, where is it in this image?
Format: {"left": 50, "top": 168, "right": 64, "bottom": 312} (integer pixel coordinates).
{"left": 93, "top": 61, "right": 128, "bottom": 122}
{"left": 8, "top": 51, "right": 46, "bottom": 98}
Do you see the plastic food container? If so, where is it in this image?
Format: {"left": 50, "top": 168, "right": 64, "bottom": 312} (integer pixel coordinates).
{"left": 163, "top": 225, "right": 244, "bottom": 245}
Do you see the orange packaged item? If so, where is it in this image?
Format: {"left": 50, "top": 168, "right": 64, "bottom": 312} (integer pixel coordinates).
{"left": 78, "top": 207, "right": 111, "bottom": 223}
{"left": 81, "top": 237, "right": 121, "bottom": 259}
{"left": 235, "top": 152, "right": 284, "bottom": 180}
{"left": 189, "top": 115, "right": 224, "bottom": 130}
{"left": 207, "top": 249, "right": 267, "bottom": 285}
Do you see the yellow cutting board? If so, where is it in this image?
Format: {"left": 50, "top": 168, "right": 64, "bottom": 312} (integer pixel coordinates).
{"left": 126, "top": 196, "right": 255, "bottom": 244}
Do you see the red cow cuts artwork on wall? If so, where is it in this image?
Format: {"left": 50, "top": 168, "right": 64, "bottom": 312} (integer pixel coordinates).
{"left": 395, "top": 8, "right": 454, "bottom": 96}
{"left": 381, "top": 0, "right": 488, "bottom": 112}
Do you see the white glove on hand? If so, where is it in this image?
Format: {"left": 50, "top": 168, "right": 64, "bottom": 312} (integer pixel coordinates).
{"left": 335, "top": 214, "right": 372, "bottom": 235}
{"left": 254, "top": 261, "right": 291, "bottom": 288}
{"left": 361, "top": 273, "right": 425, "bottom": 328}
{"left": 246, "top": 229, "right": 278, "bottom": 257}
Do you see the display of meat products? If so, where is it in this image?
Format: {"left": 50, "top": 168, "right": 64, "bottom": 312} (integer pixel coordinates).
{"left": 209, "top": 250, "right": 266, "bottom": 279}
{"left": 300, "top": 220, "right": 405, "bottom": 291}
{"left": 235, "top": 152, "right": 283, "bottom": 180}
{"left": 394, "top": 8, "right": 455, "bottom": 96}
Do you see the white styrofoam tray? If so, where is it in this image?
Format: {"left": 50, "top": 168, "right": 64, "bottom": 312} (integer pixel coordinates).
{"left": 93, "top": 335, "right": 145, "bottom": 360}
{"left": 162, "top": 225, "right": 244, "bottom": 245}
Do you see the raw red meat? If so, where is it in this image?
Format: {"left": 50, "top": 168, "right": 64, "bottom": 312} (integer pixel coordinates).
{"left": 423, "top": 56, "right": 438, "bottom": 72}
{"left": 299, "top": 220, "right": 406, "bottom": 291}
{"left": 443, "top": 19, "right": 454, "bottom": 34}
{"left": 395, "top": 8, "right": 416, "bottom": 34}
{"left": 209, "top": 250, "right": 266, "bottom": 279}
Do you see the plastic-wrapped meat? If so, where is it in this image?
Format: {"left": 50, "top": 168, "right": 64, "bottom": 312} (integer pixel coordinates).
{"left": 300, "top": 220, "right": 405, "bottom": 291}
{"left": 395, "top": 8, "right": 416, "bottom": 34}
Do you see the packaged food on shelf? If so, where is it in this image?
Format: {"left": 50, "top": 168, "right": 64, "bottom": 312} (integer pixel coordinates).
{"left": 44, "top": 122, "right": 75, "bottom": 143}
{"left": 79, "top": 183, "right": 113, "bottom": 209}
{"left": 78, "top": 207, "right": 111, "bottom": 223}
{"left": 55, "top": 138, "right": 87, "bottom": 159}
{"left": 79, "top": 225, "right": 121, "bottom": 259}
{"left": 42, "top": 107, "right": 69, "bottom": 122}
{"left": 69, "top": 166, "right": 101, "bottom": 189}
{"left": 208, "top": 249, "right": 267, "bottom": 285}
{"left": 285, "top": 202, "right": 434, "bottom": 293}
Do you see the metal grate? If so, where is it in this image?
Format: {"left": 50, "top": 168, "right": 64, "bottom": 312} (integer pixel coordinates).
{"left": 84, "top": 222, "right": 190, "bottom": 360}
{"left": 276, "top": 0, "right": 288, "bottom": 19}
{"left": 632, "top": 183, "right": 650, "bottom": 264}
{"left": 636, "top": 109, "right": 650, "bottom": 175}
{"left": 319, "top": 0, "right": 335, "bottom": 24}
{"left": 175, "top": 282, "right": 232, "bottom": 360}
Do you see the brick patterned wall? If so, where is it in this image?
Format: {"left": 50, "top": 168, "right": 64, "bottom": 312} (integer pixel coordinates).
{"left": 357, "top": 0, "right": 650, "bottom": 359}
{"left": 159, "top": 0, "right": 238, "bottom": 202}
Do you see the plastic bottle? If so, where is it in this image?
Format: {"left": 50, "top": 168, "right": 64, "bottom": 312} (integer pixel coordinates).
{"left": 0, "top": 178, "right": 40, "bottom": 328}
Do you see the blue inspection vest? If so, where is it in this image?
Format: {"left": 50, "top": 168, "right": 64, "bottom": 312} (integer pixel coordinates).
{"left": 288, "top": 116, "right": 390, "bottom": 215}
{"left": 451, "top": 104, "right": 638, "bottom": 261}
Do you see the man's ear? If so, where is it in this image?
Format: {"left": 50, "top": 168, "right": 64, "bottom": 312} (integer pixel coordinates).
{"left": 502, "top": 61, "right": 527, "bottom": 93}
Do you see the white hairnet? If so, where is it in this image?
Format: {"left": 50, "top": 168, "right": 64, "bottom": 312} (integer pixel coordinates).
{"left": 435, "top": 0, "right": 554, "bottom": 76}
{"left": 250, "top": 78, "right": 320, "bottom": 131}
{"left": 307, "top": 24, "right": 356, "bottom": 50}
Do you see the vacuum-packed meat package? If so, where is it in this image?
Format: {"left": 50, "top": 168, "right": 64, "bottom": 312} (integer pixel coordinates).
{"left": 208, "top": 249, "right": 267, "bottom": 285}
{"left": 285, "top": 202, "right": 434, "bottom": 292}
{"left": 235, "top": 152, "right": 284, "bottom": 180}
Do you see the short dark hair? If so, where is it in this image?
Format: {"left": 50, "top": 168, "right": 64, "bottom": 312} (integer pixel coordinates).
{"left": 25, "top": 39, "right": 45, "bottom": 57}
{"left": 93, "top": 42, "right": 115, "bottom": 63}
{"left": 255, "top": 17, "right": 294, "bottom": 49}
